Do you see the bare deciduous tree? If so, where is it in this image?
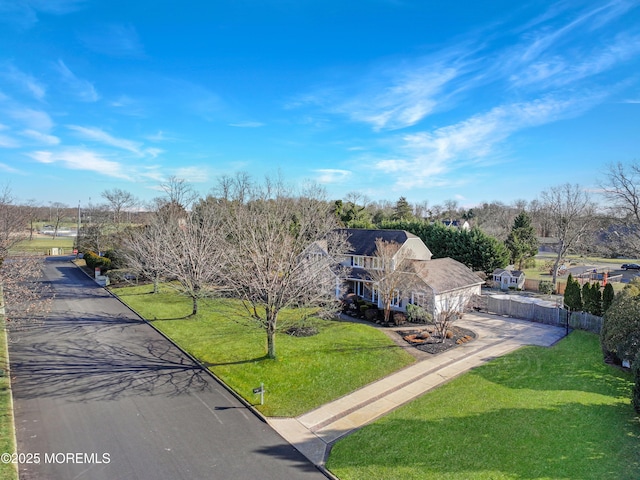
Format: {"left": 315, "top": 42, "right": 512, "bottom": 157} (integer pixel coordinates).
{"left": 158, "top": 176, "right": 198, "bottom": 211}
{"left": 101, "top": 188, "right": 137, "bottom": 231}
{"left": 431, "top": 291, "right": 468, "bottom": 343}
{"left": 219, "top": 180, "right": 347, "bottom": 359}
{"left": 601, "top": 161, "right": 640, "bottom": 255}
{"left": 49, "top": 201, "right": 69, "bottom": 239}
{"left": 367, "top": 238, "right": 417, "bottom": 325}
{"left": 541, "top": 184, "right": 596, "bottom": 285}
{"left": 121, "top": 220, "right": 167, "bottom": 294}
{"left": 0, "top": 186, "right": 51, "bottom": 323}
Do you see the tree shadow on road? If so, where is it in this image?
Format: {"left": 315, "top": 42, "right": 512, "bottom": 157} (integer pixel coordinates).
{"left": 8, "top": 312, "right": 213, "bottom": 403}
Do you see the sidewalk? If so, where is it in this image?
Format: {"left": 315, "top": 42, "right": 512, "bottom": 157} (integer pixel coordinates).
{"left": 268, "top": 313, "right": 566, "bottom": 467}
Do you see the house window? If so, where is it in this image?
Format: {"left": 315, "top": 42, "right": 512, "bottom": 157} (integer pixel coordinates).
{"left": 355, "top": 281, "right": 364, "bottom": 297}
{"left": 411, "top": 292, "right": 426, "bottom": 306}
{"left": 351, "top": 256, "right": 365, "bottom": 268}
{"left": 391, "top": 290, "right": 401, "bottom": 307}
{"left": 368, "top": 257, "right": 382, "bottom": 270}
{"left": 371, "top": 285, "right": 378, "bottom": 303}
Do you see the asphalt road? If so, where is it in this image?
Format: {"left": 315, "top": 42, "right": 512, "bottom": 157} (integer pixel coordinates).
{"left": 8, "top": 257, "right": 327, "bottom": 480}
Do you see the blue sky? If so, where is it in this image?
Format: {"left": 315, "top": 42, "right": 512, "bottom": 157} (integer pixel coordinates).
{"left": 1, "top": 0, "right": 639, "bottom": 208}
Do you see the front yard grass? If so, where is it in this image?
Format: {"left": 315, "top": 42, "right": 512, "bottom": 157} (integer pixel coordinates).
{"left": 0, "top": 323, "right": 17, "bottom": 480}
{"left": 326, "top": 330, "right": 640, "bottom": 480}
{"left": 12, "top": 236, "right": 75, "bottom": 254}
{"left": 111, "top": 284, "right": 415, "bottom": 417}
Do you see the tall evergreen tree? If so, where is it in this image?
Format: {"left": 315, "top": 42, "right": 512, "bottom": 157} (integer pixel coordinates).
{"left": 602, "top": 282, "right": 615, "bottom": 313}
{"left": 392, "top": 197, "right": 413, "bottom": 221}
{"left": 563, "top": 273, "right": 583, "bottom": 311}
{"left": 505, "top": 211, "right": 539, "bottom": 270}
{"left": 582, "top": 282, "right": 593, "bottom": 312}
{"left": 590, "top": 282, "right": 603, "bottom": 316}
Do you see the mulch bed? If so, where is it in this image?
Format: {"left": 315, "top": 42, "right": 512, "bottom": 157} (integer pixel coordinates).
{"left": 396, "top": 326, "right": 477, "bottom": 355}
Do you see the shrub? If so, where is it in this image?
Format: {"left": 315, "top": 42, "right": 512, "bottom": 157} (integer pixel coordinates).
{"left": 538, "top": 280, "right": 554, "bottom": 294}
{"left": 393, "top": 312, "right": 407, "bottom": 325}
{"left": 83, "top": 250, "right": 112, "bottom": 273}
{"left": 285, "top": 326, "right": 319, "bottom": 337}
{"left": 633, "top": 353, "right": 640, "bottom": 414}
{"left": 363, "top": 308, "right": 378, "bottom": 321}
{"left": 406, "top": 303, "right": 432, "bottom": 323}
{"left": 601, "top": 290, "right": 640, "bottom": 365}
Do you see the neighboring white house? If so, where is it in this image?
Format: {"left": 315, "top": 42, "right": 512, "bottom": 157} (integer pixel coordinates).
{"left": 321, "top": 229, "right": 483, "bottom": 318}
{"left": 492, "top": 268, "right": 526, "bottom": 290}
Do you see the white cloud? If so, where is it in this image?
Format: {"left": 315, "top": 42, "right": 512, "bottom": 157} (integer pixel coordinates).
{"left": 0, "top": 134, "right": 19, "bottom": 148}
{"left": 8, "top": 108, "right": 54, "bottom": 131}
{"left": 374, "top": 93, "right": 605, "bottom": 189}
{"left": 56, "top": 60, "right": 99, "bottom": 102}
{"left": 0, "top": 0, "right": 85, "bottom": 29}
{"left": 511, "top": 32, "right": 640, "bottom": 89}
{"left": 67, "top": 125, "right": 143, "bottom": 155}
{"left": 144, "top": 147, "right": 163, "bottom": 158}
{"left": 173, "top": 166, "right": 209, "bottom": 183}
{"left": 20, "top": 129, "right": 60, "bottom": 145}
{"left": 343, "top": 66, "right": 460, "bottom": 131}
{"left": 313, "top": 169, "right": 352, "bottom": 184}
{"left": 0, "top": 162, "right": 21, "bottom": 173}
{"left": 2, "top": 64, "right": 46, "bottom": 100}
{"left": 28, "top": 148, "right": 129, "bottom": 179}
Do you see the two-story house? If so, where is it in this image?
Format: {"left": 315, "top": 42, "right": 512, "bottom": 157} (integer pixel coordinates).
{"left": 333, "top": 229, "right": 483, "bottom": 319}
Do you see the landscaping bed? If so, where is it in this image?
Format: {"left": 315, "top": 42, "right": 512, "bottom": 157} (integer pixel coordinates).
{"left": 397, "top": 326, "right": 477, "bottom": 354}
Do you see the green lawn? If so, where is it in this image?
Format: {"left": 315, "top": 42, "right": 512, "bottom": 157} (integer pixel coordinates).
{"left": 13, "top": 236, "right": 75, "bottom": 254}
{"left": 0, "top": 322, "right": 17, "bottom": 480}
{"left": 112, "top": 284, "right": 415, "bottom": 417}
{"left": 327, "top": 331, "right": 639, "bottom": 480}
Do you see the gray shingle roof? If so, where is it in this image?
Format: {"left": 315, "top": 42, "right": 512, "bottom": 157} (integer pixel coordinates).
{"left": 339, "top": 228, "right": 418, "bottom": 256}
{"left": 411, "top": 258, "right": 484, "bottom": 294}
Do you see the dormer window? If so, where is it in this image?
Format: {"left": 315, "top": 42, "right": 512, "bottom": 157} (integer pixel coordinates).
{"left": 351, "top": 256, "right": 365, "bottom": 268}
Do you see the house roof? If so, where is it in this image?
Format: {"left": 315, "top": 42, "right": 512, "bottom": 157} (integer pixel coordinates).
{"left": 411, "top": 258, "right": 484, "bottom": 294}
{"left": 339, "top": 228, "right": 418, "bottom": 256}
{"left": 492, "top": 268, "right": 525, "bottom": 277}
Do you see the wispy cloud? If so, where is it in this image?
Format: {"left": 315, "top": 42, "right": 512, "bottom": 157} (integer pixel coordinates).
{"left": 79, "top": 23, "right": 145, "bottom": 57}
{"left": 0, "top": 134, "right": 20, "bottom": 148}
{"left": 0, "top": 0, "right": 85, "bottom": 29}
{"left": 28, "top": 148, "right": 129, "bottom": 179}
{"left": 173, "top": 166, "right": 209, "bottom": 183}
{"left": 2, "top": 64, "right": 46, "bottom": 100}
{"left": 20, "top": 129, "right": 60, "bottom": 145}
{"left": 8, "top": 108, "right": 54, "bottom": 131}
{"left": 0, "top": 161, "right": 21, "bottom": 173}
{"left": 145, "top": 130, "right": 172, "bottom": 142}
{"left": 341, "top": 64, "right": 461, "bottom": 131}
{"left": 313, "top": 169, "right": 352, "bottom": 184}
{"left": 229, "top": 121, "right": 265, "bottom": 128}
{"left": 374, "top": 92, "right": 606, "bottom": 189}
{"left": 55, "top": 60, "right": 99, "bottom": 102}
{"left": 67, "top": 125, "right": 142, "bottom": 155}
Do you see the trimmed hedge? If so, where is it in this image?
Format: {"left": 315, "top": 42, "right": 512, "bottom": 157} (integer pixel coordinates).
{"left": 83, "top": 250, "right": 112, "bottom": 273}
